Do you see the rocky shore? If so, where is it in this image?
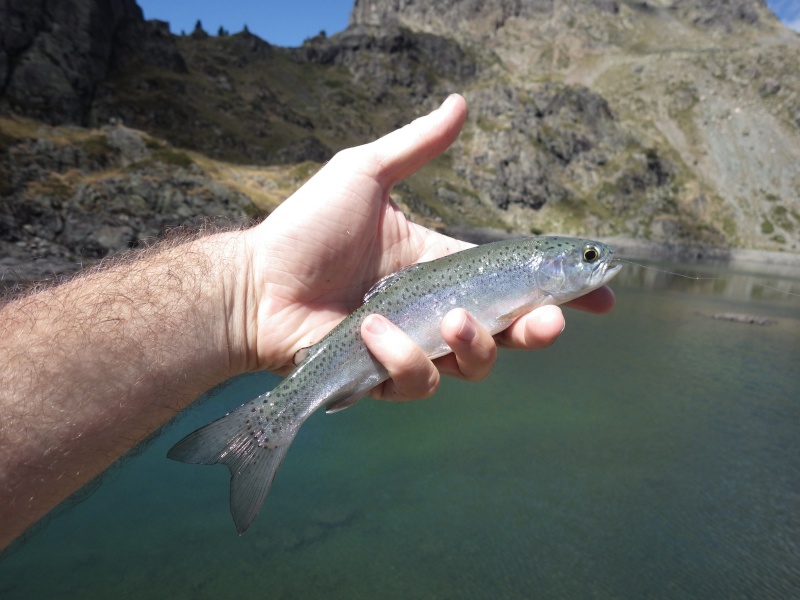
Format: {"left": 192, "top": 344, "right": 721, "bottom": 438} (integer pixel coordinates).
{"left": 0, "top": 122, "right": 255, "bottom": 289}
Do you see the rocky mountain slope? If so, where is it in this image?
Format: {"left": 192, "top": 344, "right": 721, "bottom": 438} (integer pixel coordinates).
{"left": 0, "top": 113, "right": 320, "bottom": 284}
{"left": 1, "top": 0, "right": 799, "bottom": 282}
{"left": 347, "top": 0, "right": 800, "bottom": 249}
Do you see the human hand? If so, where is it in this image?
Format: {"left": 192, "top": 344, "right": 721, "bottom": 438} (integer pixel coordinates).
{"left": 237, "top": 94, "right": 615, "bottom": 398}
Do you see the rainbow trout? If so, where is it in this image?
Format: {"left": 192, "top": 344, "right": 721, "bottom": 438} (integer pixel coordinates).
{"left": 168, "top": 236, "right": 621, "bottom": 533}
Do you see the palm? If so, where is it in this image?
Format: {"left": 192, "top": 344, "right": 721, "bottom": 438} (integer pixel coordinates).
{"left": 251, "top": 156, "right": 470, "bottom": 373}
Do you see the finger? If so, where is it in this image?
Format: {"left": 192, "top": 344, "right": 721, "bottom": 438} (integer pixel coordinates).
{"left": 364, "top": 94, "right": 468, "bottom": 189}
{"left": 495, "top": 305, "right": 566, "bottom": 350}
{"left": 564, "top": 285, "right": 616, "bottom": 314}
{"left": 361, "top": 315, "right": 440, "bottom": 402}
{"left": 435, "top": 309, "right": 497, "bottom": 381}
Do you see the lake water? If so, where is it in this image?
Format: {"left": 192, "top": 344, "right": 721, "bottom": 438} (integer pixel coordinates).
{"left": 2, "top": 260, "right": 799, "bottom": 599}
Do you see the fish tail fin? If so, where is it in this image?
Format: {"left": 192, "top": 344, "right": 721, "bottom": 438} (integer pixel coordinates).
{"left": 168, "top": 402, "right": 296, "bottom": 534}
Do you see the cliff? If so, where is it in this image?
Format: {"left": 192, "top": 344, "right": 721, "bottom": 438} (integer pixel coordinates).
{"left": 0, "top": 0, "right": 185, "bottom": 124}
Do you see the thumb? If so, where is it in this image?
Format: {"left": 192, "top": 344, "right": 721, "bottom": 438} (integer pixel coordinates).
{"left": 364, "top": 94, "right": 467, "bottom": 190}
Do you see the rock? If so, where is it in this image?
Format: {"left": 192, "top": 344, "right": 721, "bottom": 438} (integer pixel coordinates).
{"left": 190, "top": 20, "right": 209, "bottom": 40}
{"left": 350, "top": 0, "right": 557, "bottom": 31}
{"left": 104, "top": 126, "right": 149, "bottom": 166}
{"left": 711, "top": 313, "right": 776, "bottom": 325}
{"left": 0, "top": 0, "right": 186, "bottom": 125}
{"left": 0, "top": 0, "right": 142, "bottom": 123}
{"left": 0, "top": 125, "right": 254, "bottom": 284}
{"left": 110, "top": 18, "right": 187, "bottom": 75}
{"left": 462, "top": 82, "right": 646, "bottom": 213}
{"left": 272, "top": 136, "right": 332, "bottom": 164}
{"left": 669, "top": 0, "right": 767, "bottom": 31}
{"left": 295, "top": 26, "right": 477, "bottom": 100}
{"left": 760, "top": 78, "right": 781, "bottom": 96}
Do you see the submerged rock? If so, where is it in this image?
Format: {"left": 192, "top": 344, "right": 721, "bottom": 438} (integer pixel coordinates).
{"left": 711, "top": 312, "right": 776, "bottom": 326}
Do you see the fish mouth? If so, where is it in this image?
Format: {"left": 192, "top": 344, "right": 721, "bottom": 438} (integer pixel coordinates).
{"left": 600, "top": 262, "right": 623, "bottom": 286}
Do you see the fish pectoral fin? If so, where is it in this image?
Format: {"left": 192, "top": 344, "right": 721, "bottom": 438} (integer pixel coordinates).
{"left": 496, "top": 306, "right": 530, "bottom": 323}
{"left": 496, "top": 298, "right": 552, "bottom": 324}
{"left": 325, "top": 393, "right": 363, "bottom": 414}
{"left": 293, "top": 345, "right": 310, "bottom": 365}
{"left": 293, "top": 341, "right": 329, "bottom": 366}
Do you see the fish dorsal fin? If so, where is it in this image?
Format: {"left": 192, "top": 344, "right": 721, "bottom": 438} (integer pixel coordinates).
{"left": 292, "top": 345, "right": 311, "bottom": 365}
{"left": 325, "top": 393, "right": 362, "bottom": 414}
{"left": 364, "top": 263, "right": 422, "bottom": 304}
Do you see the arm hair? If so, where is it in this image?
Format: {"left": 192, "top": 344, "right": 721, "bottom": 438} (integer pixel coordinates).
{"left": 0, "top": 227, "right": 252, "bottom": 550}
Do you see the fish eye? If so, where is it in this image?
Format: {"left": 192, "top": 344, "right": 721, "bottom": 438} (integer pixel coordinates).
{"left": 583, "top": 246, "right": 600, "bottom": 263}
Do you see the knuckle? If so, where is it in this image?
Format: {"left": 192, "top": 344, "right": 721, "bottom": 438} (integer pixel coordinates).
{"left": 423, "top": 370, "right": 441, "bottom": 398}
{"left": 456, "top": 344, "right": 497, "bottom": 381}
{"left": 391, "top": 364, "right": 438, "bottom": 401}
{"left": 401, "top": 357, "right": 440, "bottom": 400}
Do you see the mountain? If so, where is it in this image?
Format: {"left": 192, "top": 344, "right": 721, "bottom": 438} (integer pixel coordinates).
{"left": 345, "top": 0, "right": 800, "bottom": 250}
{"left": 1, "top": 0, "right": 799, "bottom": 282}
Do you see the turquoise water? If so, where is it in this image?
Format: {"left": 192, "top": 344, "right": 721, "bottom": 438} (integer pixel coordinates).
{"left": 2, "top": 261, "right": 800, "bottom": 598}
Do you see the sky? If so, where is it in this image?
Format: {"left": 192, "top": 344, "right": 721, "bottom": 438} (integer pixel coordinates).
{"left": 137, "top": 0, "right": 800, "bottom": 47}
{"left": 767, "top": 0, "right": 800, "bottom": 31}
{"left": 137, "top": 0, "right": 355, "bottom": 46}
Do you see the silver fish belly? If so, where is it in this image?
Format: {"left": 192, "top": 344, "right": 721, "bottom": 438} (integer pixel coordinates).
{"left": 168, "top": 236, "right": 621, "bottom": 533}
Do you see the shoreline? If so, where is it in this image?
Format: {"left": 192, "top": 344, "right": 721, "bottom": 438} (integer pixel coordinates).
{"left": 4, "top": 227, "right": 800, "bottom": 293}
{"left": 442, "top": 226, "right": 800, "bottom": 270}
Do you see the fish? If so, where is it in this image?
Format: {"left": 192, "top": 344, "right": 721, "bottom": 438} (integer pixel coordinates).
{"left": 168, "top": 236, "right": 621, "bottom": 533}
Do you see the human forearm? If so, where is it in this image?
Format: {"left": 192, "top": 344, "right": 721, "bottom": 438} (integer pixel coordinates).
{"left": 0, "top": 231, "right": 248, "bottom": 548}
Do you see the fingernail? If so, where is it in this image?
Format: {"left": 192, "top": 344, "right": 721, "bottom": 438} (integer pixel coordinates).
{"left": 364, "top": 315, "right": 387, "bottom": 335}
{"left": 456, "top": 313, "right": 476, "bottom": 342}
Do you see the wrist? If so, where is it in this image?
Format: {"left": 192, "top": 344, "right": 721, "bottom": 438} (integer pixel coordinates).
{"left": 214, "top": 226, "right": 264, "bottom": 377}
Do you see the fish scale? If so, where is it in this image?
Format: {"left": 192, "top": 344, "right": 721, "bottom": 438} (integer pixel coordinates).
{"left": 168, "top": 236, "right": 621, "bottom": 534}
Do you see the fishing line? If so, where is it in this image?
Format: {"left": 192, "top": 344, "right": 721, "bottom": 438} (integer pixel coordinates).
{"left": 613, "top": 258, "right": 800, "bottom": 298}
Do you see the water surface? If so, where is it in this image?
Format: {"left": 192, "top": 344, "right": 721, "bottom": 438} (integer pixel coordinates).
{"left": 2, "top": 261, "right": 799, "bottom": 598}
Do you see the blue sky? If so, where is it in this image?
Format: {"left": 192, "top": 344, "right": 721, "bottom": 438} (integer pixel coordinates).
{"left": 137, "top": 0, "right": 800, "bottom": 47}
{"left": 137, "top": 0, "right": 354, "bottom": 46}
{"left": 767, "top": 0, "right": 800, "bottom": 31}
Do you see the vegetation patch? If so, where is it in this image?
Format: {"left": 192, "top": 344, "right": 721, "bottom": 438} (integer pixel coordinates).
{"left": 770, "top": 205, "right": 795, "bottom": 232}
{"left": 27, "top": 175, "right": 73, "bottom": 199}
{"left": 152, "top": 148, "right": 195, "bottom": 168}
{"left": 81, "top": 135, "right": 114, "bottom": 163}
